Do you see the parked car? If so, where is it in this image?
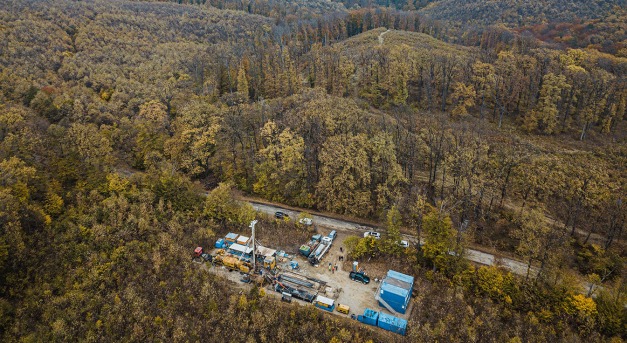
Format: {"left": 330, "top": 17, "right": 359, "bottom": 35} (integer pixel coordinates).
{"left": 275, "top": 211, "right": 289, "bottom": 219}
{"left": 363, "top": 231, "right": 381, "bottom": 239}
{"left": 398, "top": 240, "right": 410, "bottom": 248}
{"left": 328, "top": 230, "right": 337, "bottom": 240}
{"left": 349, "top": 271, "right": 370, "bottom": 284}
{"left": 298, "top": 217, "right": 313, "bottom": 225}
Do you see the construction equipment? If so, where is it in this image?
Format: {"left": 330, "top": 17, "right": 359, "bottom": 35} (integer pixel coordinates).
{"left": 299, "top": 234, "right": 322, "bottom": 257}
{"left": 308, "top": 236, "right": 332, "bottom": 265}
{"left": 336, "top": 304, "right": 350, "bottom": 314}
{"left": 281, "top": 292, "right": 292, "bottom": 303}
{"left": 274, "top": 282, "right": 316, "bottom": 302}
{"left": 290, "top": 260, "right": 299, "bottom": 270}
{"left": 192, "top": 247, "right": 213, "bottom": 263}
{"left": 279, "top": 274, "right": 315, "bottom": 288}
{"left": 263, "top": 256, "right": 276, "bottom": 270}
{"left": 214, "top": 254, "right": 251, "bottom": 273}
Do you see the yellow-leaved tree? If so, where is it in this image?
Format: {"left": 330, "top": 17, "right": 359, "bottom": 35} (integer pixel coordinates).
{"left": 524, "top": 73, "right": 570, "bottom": 134}
{"left": 422, "top": 204, "right": 454, "bottom": 272}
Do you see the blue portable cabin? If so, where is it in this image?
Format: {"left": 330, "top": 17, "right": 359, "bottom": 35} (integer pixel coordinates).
{"left": 357, "top": 308, "right": 379, "bottom": 326}
{"left": 224, "top": 232, "right": 239, "bottom": 246}
{"left": 379, "top": 270, "right": 413, "bottom": 314}
{"left": 227, "top": 243, "right": 254, "bottom": 261}
{"left": 313, "top": 295, "right": 335, "bottom": 312}
{"left": 377, "top": 312, "right": 408, "bottom": 335}
{"left": 215, "top": 238, "right": 226, "bottom": 249}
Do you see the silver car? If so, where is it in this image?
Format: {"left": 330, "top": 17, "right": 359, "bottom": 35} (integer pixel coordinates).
{"left": 363, "top": 231, "right": 381, "bottom": 239}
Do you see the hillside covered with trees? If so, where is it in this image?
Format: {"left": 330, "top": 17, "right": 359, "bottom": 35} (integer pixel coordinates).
{"left": 0, "top": 0, "right": 625, "bottom": 341}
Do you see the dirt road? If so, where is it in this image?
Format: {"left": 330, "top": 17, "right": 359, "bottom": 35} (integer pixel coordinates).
{"left": 249, "top": 201, "right": 537, "bottom": 277}
{"left": 378, "top": 29, "right": 390, "bottom": 45}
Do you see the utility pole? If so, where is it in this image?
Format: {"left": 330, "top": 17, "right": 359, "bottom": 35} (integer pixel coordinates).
{"left": 250, "top": 220, "right": 258, "bottom": 272}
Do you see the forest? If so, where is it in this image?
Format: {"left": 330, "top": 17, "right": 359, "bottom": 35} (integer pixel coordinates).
{"left": 0, "top": 0, "right": 625, "bottom": 341}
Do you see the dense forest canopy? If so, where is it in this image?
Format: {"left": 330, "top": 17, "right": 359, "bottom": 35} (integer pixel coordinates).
{"left": 0, "top": 0, "right": 625, "bottom": 341}
{"left": 418, "top": 0, "right": 623, "bottom": 25}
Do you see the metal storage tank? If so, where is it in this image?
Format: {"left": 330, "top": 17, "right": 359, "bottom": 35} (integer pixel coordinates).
{"left": 377, "top": 312, "right": 408, "bottom": 335}
{"left": 357, "top": 308, "right": 379, "bottom": 326}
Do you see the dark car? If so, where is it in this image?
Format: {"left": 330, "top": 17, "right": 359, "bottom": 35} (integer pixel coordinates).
{"left": 349, "top": 271, "right": 370, "bottom": 284}
{"left": 275, "top": 211, "right": 289, "bottom": 219}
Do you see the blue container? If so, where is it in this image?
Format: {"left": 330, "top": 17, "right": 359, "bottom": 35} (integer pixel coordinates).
{"left": 378, "top": 299, "right": 409, "bottom": 314}
{"left": 215, "top": 238, "right": 226, "bottom": 249}
{"left": 380, "top": 282, "right": 410, "bottom": 309}
{"left": 387, "top": 270, "right": 414, "bottom": 288}
{"left": 377, "top": 312, "right": 407, "bottom": 335}
{"left": 358, "top": 308, "right": 379, "bottom": 326}
{"left": 380, "top": 271, "right": 413, "bottom": 314}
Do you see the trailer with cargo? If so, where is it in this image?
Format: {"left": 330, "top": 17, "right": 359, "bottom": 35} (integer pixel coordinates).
{"left": 274, "top": 282, "right": 316, "bottom": 302}
{"left": 308, "top": 236, "right": 332, "bottom": 265}
{"left": 269, "top": 271, "right": 327, "bottom": 303}
{"left": 299, "top": 234, "right": 322, "bottom": 257}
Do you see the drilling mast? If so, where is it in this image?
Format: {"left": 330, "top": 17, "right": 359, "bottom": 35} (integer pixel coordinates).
{"left": 249, "top": 220, "right": 258, "bottom": 271}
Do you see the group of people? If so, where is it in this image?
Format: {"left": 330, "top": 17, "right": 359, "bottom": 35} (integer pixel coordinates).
{"left": 320, "top": 246, "right": 345, "bottom": 274}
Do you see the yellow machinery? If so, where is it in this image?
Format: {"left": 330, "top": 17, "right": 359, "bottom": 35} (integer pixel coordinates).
{"left": 336, "top": 304, "right": 350, "bottom": 314}
{"left": 214, "top": 255, "right": 251, "bottom": 273}
{"left": 263, "top": 256, "right": 276, "bottom": 270}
